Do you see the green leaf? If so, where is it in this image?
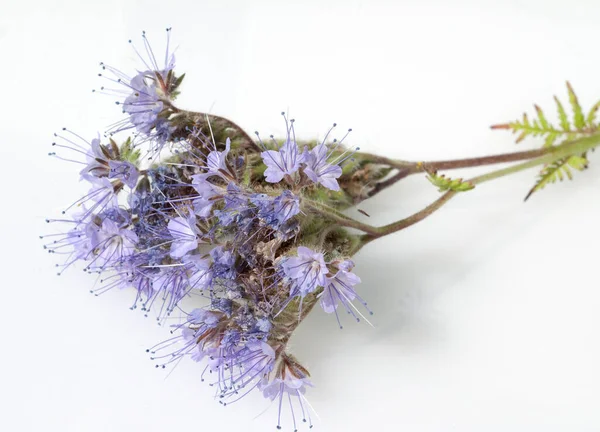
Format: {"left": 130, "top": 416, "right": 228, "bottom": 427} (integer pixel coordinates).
{"left": 543, "top": 133, "right": 558, "bottom": 148}
{"left": 492, "top": 83, "right": 600, "bottom": 147}
{"left": 534, "top": 104, "right": 550, "bottom": 129}
{"left": 173, "top": 73, "right": 186, "bottom": 89}
{"left": 524, "top": 155, "right": 588, "bottom": 201}
{"left": 586, "top": 100, "right": 600, "bottom": 126}
{"left": 566, "top": 81, "right": 585, "bottom": 130}
{"left": 120, "top": 137, "right": 141, "bottom": 165}
{"left": 554, "top": 95, "right": 571, "bottom": 131}
{"left": 426, "top": 170, "right": 475, "bottom": 192}
{"left": 566, "top": 154, "right": 588, "bottom": 170}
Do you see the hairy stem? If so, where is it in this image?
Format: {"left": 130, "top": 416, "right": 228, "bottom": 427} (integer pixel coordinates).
{"left": 356, "top": 133, "right": 600, "bottom": 244}
{"left": 304, "top": 200, "right": 380, "bottom": 236}
{"left": 365, "top": 145, "right": 575, "bottom": 198}
{"left": 319, "top": 133, "right": 600, "bottom": 249}
{"left": 168, "top": 102, "right": 261, "bottom": 152}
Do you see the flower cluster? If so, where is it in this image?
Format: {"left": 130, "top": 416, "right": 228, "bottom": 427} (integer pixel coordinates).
{"left": 43, "top": 30, "right": 372, "bottom": 429}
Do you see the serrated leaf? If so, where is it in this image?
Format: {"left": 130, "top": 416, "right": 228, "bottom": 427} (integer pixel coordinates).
{"left": 426, "top": 170, "right": 474, "bottom": 192}
{"left": 586, "top": 100, "right": 600, "bottom": 126}
{"left": 534, "top": 104, "right": 550, "bottom": 129}
{"left": 493, "top": 82, "right": 598, "bottom": 147}
{"left": 566, "top": 154, "right": 588, "bottom": 170}
{"left": 543, "top": 133, "right": 558, "bottom": 148}
{"left": 524, "top": 155, "right": 588, "bottom": 201}
{"left": 567, "top": 81, "right": 585, "bottom": 130}
{"left": 554, "top": 96, "right": 571, "bottom": 131}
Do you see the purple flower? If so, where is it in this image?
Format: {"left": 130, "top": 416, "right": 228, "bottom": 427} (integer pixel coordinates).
{"left": 214, "top": 184, "right": 251, "bottom": 227}
{"left": 182, "top": 254, "right": 212, "bottom": 290}
{"left": 88, "top": 218, "right": 138, "bottom": 270}
{"left": 73, "top": 178, "right": 120, "bottom": 221}
{"left": 108, "top": 160, "right": 139, "bottom": 188}
{"left": 302, "top": 143, "right": 343, "bottom": 191}
{"left": 150, "top": 267, "right": 187, "bottom": 300}
{"left": 188, "top": 308, "right": 221, "bottom": 327}
{"left": 243, "top": 341, "right": 276, "bottom": 372}
{"left": 122, "top": 72, "right": 165, "bottom": 135}
{"left": 167, "top": 214, "right": 201, "bottom": 258}
{"left": 259, "top": 354, "right": 314, "bottom": 430}
{"left": 149, "top": 308, "right": 222, "bottom": 366}
{"left": 212, "top": 340, "right": 276, "bottom": 404}
{"left": 200, "top": 137, "right": 233, "bottom": 181}
{"left": 99, "top": 29, "right": 178, "bottom": 146}
{"left": 261, "top": 138, "right": 304, "bottom": 183}
{"left": 190, "top": 175, "right": 220, "bottom": 218}
{"left": 273, "top": 190, "right": 300, "bottom": 224}
{"left": 282, "top": 246, "right": 328, "bottom": 296}
{"left": 319, "top": 259, "right": 360, "bottom": 312}
{"left": 319, "top": 259, "right": 373, "bottom": 328}
{"left": 79, "top": 137, "right": 112, "bottom": 181}
{"left": 261, "top": 376, "right": 312, "bottom": 401}
{"left": 153, "top": 118, "right": 176, "bottom": 145}
{"left": 210, "top": 246, "right": 236, "bottom": 279}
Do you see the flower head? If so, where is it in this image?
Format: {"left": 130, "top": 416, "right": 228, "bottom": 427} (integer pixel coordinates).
{"left": 108, "top": 160, "right": 139, "bottom": 188}
{"left": 47, "top": 50, "right": 364, "bottom": 430}
{"left": 282, "top": 246, "right": 328, "bottom": 297}
{"left": 260, "top": 353, "right": 314, "bottom": 430}
{"left": 98, "top": 29, "right": 182, "bottom": 147}
{"left": 302, "top": 143, "right": 343, "bottom": 191}
{"left": 167, "top": 214, "right": 201, "bottom": 258}
{"left": 259, "top": 115, "right": 304, "bottom": 183}
{"left": 199, "top": 138, "right": 234, "bottom": 181}
{"left": 318, "top": 259, "right": 372, "bottom": 328}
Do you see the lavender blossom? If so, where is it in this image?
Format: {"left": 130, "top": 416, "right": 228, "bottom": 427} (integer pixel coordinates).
{"left": 167, "top": 214, "right": 201, "bottom": 258}
{"left": 86, "top": 218, "right": 138, "bottom": 270}
{"left": 319, "top": 260, "right": 361, "bottom": 313}
{"left": 46, "top": 30, "right": 375, "bottom": 430}
{"left": 282, "top": 246, "right": 329, "bottom": 297}
{"left": 199, "top": 137, "right": 233, "bottom": 181}
{"left": 98, "top": 29, "right": 180, "bottom": 146}
{"left": 273, "top": 190, "right": 301, "bottom": 224}
{"left": 108, "top": 160, "right": 139, "bottom": 188}
{"left": 122, "top": 72, "right": 165, "bottom": 135}
{"left": 260, "top": 353, "right": 314, "bottom": 430}
{"left": 259, "top": 117, "right": 304, "bottom": 183}
{"left": 183, "top": 254, "right": 212, "bottom": 290}
{"left": 210, "top": 246, "right": 237, "bottom": 280}
{"left": 191, "top": 176, "right": 220, "bottom": 218}
{"left": 302, "top": 143, "right": 343, "bottom": 191}
{"left": 80, "top": 136, "right": 113, "bottom": 181}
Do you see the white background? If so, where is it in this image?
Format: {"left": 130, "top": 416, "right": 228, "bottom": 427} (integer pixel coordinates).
{"left": 1, "top": 0, "right": 600, "bottom": 431}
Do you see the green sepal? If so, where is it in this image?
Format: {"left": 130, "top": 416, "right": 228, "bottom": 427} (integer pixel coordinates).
{"left": 426, "top": 170, "right": 475, "bottom": 192}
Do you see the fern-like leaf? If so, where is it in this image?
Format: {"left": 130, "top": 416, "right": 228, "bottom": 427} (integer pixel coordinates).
{"left": 491, "top": 82, "right": 599, "bottom": 146}
{"left": 426, "top": 170, "right": 474, "bottom": 192}
{"left": 554, "top": 95, "right": 571, "bottom": 131}
{"left": 524, "top": 155, "right": 588, "bottom": 201}
{"left": 567, "top": 81, "right": 585, "bottom": 130}
{"left": 586, "top": 100, "right": 600, "bottom": 126}
{"left": 493, "top": 83, "right": 597, "bottom": 199}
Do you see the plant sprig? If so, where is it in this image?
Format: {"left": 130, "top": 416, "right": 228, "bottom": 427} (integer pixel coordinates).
{"left": 524, "top": 155, "right": 589, "bottom": 201}
{"left": 426, "top": 170, "right": 475, "bottom": 192}
{"left": 492, "top": 82, "right": 597, "bottom": 199}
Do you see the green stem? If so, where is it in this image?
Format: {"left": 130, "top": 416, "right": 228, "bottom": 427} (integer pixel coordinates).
{"left": 364, "top": 142, "right": 589, "bottom": 199}
{"left": 304, "top": 200, "right": 380, "bottom": 235}
{"left": 334, "top": 134, "right": 600, "bottom": 247}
